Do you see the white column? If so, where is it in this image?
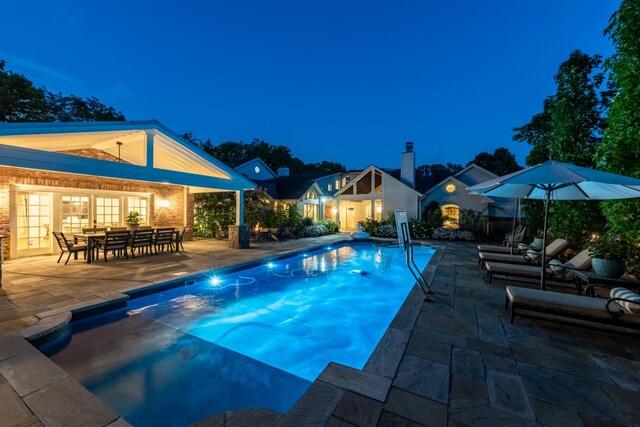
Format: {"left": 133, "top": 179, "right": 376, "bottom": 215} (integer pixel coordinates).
{"left": 370, "top": 199, "right": 375, "bottom": 220}
{"left": 145, "top": 131, "right": 154, "bottom": 168}
{"left": 336, "top": 200, "right": 340, "bottom": 229}
{"left": 235, "top": 190, "right": 244, "bottom": 225}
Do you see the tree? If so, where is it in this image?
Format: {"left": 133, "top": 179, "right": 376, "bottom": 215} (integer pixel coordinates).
{"left": 513, "top": 97, "right": 554, "bottom": 165}
{"left": 467, "top": 147, "right": 522, "bottom": 176}
{"left": 0, "top": 59, "right": 125, "bottom": 122}
{"left": 0, "top": 60, "right": 50, "bottom": 121}
{"left": 596, "top": 0, "right": 640, "bottom": 275}
{"left": 199, "top": 138, "right": 346, "bottom": 175}
{"left": 513, "top": 50, "right": 607, "bottom": 246}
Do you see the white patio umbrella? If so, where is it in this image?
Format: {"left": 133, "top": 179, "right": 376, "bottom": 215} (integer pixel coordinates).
{"left": 469, "top": 160, "right": 640, "bottom": 290}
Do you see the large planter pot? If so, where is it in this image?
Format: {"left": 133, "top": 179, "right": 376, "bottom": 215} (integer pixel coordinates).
{"left": 531, "top": 237, "right": 544, "bottom": 250}
{"left": 592, "top": 258, "right": 626, "bottom": 279}
{"left": 127, "top": 224, "right": 139, "bottom": 231}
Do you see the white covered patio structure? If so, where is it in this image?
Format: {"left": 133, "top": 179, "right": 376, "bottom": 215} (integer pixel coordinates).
{"left": 0, "top": 120, "right": 255, "bottom": 259}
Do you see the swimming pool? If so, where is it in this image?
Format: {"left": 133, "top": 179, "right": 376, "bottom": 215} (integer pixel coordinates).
{"left": 41, "top": 242, "right": 434, "bottom": 427}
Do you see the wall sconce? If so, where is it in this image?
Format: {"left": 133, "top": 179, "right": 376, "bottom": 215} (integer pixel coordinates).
{"left": 376, "top": 205, "right": 382, "bottom": 213}
{"left": 158, "top": 199, "right": 170, "bottom": 208}
{"left": 331, "top": 208, "right": 338, "bottom": 214}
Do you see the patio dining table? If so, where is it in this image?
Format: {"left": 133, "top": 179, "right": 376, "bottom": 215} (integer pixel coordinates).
{"left": 74, "top": 229, "right": 180, "bottom": 264}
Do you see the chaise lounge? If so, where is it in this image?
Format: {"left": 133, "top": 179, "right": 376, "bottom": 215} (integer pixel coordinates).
{"left": 485, "top": 249, "right": 591, "bottom": 285}
{"left": 479, "top": 238, "right": 569, "bottom": 268}
{"left": 505, "top": 285, "right": 640, "bottom": 329}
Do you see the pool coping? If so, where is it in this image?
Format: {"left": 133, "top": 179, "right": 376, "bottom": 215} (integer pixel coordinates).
{"left": 2, "top": 238, "right": 443, "bottom": 427}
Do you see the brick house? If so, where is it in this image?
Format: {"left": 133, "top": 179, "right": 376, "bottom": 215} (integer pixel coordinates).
{"left": 0, "top": 121, "right": 254, "bottom": 260}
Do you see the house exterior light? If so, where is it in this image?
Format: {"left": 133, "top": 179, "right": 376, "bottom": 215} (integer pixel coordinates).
{"left": 445, "top": 183, "right": 456, "bottom": 193}
{"left": 158, "top": 199, "right": 170, "bottom": 208}
{"left": 254, "top": 166, "right": 260, "bottom": 173}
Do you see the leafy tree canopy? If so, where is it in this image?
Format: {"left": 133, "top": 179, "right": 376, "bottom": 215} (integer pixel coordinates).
{"left": 0, "top": 59, "right": 125, "bottom": 122}
{"left": 467, "top": 147, "right": 522, "bottom": 176}
{"left": 597, "top": 0, "right": 640, "bottom": 275}
{"left": 191, "top": 137, "right": 345, "bottom": 176}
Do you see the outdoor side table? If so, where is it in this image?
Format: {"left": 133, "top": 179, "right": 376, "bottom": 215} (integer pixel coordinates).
{"left": 575, "top": 270, "right": 640, "bottom": 296}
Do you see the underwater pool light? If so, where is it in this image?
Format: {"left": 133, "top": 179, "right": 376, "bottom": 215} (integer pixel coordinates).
{"left": 266, "top": 262, "right": 276, "bottom": 269}
{"left": 210, "top": 277, "right": 222, "bottom": 286}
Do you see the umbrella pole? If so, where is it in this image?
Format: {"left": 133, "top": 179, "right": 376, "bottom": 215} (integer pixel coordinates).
{"left": 510, "top": 199, "right": 519, "bottom": 255}
{"left": 540, "top": 189, "right": 551, "bottom": 290}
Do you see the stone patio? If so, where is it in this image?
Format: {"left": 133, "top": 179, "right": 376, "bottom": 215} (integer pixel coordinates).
{"left": 1, "top": 238, "right": 640, "bottom": 426}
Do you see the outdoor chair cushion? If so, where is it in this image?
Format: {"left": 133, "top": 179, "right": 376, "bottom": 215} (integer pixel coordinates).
{"left": 479, "top": 239, "right": 569, "bottom": 268}
{"left": 486, "top": 249, "right": 591, "bottom": 284}
{"left": 610, "top": 287, "right": 640, "bottom": 314}
{"left": 506, "top": 286, "right": 640, "bottom": 327}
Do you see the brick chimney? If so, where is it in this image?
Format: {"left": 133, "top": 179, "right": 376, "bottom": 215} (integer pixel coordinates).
{"left": 401, "top": 142, "right": 415, "bottom": 188}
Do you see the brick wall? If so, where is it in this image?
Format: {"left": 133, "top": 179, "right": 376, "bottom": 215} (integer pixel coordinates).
{"left": 0, "top": 166, "right": 195, "bottom": 260}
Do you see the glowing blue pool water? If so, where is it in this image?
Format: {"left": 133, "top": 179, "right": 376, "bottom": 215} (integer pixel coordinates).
{"left": 42, "top": 242, "right": 433, "bottom": 427}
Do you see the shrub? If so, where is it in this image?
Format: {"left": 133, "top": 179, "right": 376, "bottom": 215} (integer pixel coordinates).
{"left": 298, "top": 224, "right": 329, "bottom": 238}
{"left": 377, "top": 224, "right": 397, "bottom": 238}
{"left": 359, "top": 218, "right": 379, "bottom": 235}
{"left": 302, "top": 217, "right": 314, "bottom": 227}
{"left": 432, "top": 227, "right": 475, "bottom": 241}
{"left": 315, "top": 219, "right": 338, "bottom": 233}
{"left": 410, "top": 220, "right": 430, "bottom": 239}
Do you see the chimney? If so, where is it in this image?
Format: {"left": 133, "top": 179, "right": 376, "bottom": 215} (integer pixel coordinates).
{"left": 277, "top": 167, "right": 290, "bottom": 177}
{"left": 401, "top": 142, "right": 415, "bottom": 188}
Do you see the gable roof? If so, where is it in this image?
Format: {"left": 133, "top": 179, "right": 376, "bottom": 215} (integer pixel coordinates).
{"left": 334, "top": 164, "right": 423, "bottom": 197}
{"left": 454, "top": 163, "right": 498, "bottom": 180}
{"left": 253, "top": 175, "right": 320, "bottom": 200}
{"left": 234, "top": 158, "right": 278, "bottom": 179}
{"left": 0, "top": 120, "right": 255, "bottom": 192}
{"left": 425, "top": 175, "right": 494, "bottom": 202}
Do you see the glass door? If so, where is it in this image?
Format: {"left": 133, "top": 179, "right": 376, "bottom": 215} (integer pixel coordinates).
{"left": 61, "top": 195, "right": 90, "bottom": 233}
{"left": 16, "top": 192, "right": 52, "bottom": 256}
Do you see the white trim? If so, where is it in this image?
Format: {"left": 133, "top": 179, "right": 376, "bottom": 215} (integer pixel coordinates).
{"left": 0, "top": 121, "right": 256, "bottom": 191}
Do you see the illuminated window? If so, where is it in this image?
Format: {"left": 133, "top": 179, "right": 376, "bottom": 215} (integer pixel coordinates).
{"left": 127, "top": 197, "right": 149, "bottom": 225}
{"left": 441, "top": 204, "right": 460, "bottom": 229}
{"left": 445, "top": 183, "right": 456, "bottom": 193}
{"left": 96, "top": 197, "right": 120, "bottom": 227}
{"left": 335, "top": 179, "right": 340, "bottom": 189}
{"left": 328, "top": 184, "right": 333, "bottom": 192}
{"left": 62, "top": 195, "right": 90, "bottom": 233}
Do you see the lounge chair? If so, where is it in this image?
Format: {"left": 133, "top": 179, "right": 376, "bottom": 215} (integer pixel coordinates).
{"left": 505, "top": 285, "right": 640, "bottom": 329}
{"left": 53, "top": 232, "right": 87, "bottom": 265}
{"left": 485, "top": 249, "right": 591, "bottom": 284}
{"left": 479, "top": 238, "right": 569, "bottom": 268}
{"left": 503, "top": 226, "right": 526, "bottom": 247}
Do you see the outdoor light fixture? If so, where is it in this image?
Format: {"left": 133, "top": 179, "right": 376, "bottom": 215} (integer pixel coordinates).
{"left": 210, "top": 277, "right": 222, "bottom": 286}
{"left": 376, "top": 206, "right": 382, "bottom": 213}
{"left": 445, "top": 183, "right": 456, "bottom": 193}
{"left": 332, "top": 208, "right": 338, "bottom": 214}
{"left": 116, "top": 141, "right": 123, "bottom": 163}
{"left": 158, "top": 199, "right": 170, "bottom": 208}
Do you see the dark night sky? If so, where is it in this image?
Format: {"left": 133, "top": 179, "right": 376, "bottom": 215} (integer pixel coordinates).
{"left": 0, "top": 1, "right": 620, "bottom": 170}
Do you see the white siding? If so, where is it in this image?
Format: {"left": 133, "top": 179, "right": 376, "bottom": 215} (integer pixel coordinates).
{"left": 383, "top": 176, "right": 420, "bottom": 219}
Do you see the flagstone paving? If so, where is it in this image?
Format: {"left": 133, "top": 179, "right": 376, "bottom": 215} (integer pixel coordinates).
{"left": 2, "top": 238, "right": 640, "bottom": 426}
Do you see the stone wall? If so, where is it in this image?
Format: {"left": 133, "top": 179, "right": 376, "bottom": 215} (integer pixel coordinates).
{"left": 0, "top": 166, "right": 195, "bottom": 260}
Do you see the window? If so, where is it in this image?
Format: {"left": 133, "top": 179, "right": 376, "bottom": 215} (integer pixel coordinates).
{"left": 335, "top": 179, "right": 340, "bottom": 190}
{"left": 441, "top": 204, "right": 460, "bottom": 229}
{"left": 62, "top": 195, "right": 90, "bottom": 233}
{"left": 254, "top": 166, "right": 260, "bottom": 173}
{"left": 306, "top": 191, "right": 317, "bottom": 200}
{"left": 128, "top": 197, "right": 148, "bottom": 225}
{"left": 328, "top": 183, "right": 333, "bottom": 192}
{"left": 96, "top": 197, "right": 120, "bottom": 227}
{"left": 445, "top": 183, "right": 456, "bottom": 193}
